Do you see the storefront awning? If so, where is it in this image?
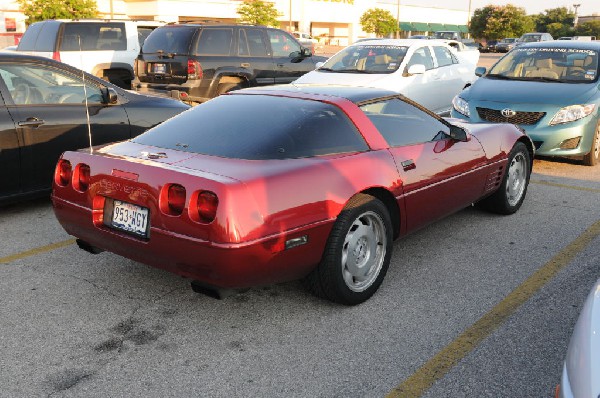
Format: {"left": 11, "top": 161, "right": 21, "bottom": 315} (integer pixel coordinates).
{"left": 457, "top": 25, "right": 469, "bottom": 33}
{"left": 444, "top": 24, "right": 460, "bottom": 31}
{"left": 412, "top": 22, "right": 430, "bottom": 32}
{"left": 399, "top": 22, "right": 414, "bottom": 31}
{"left": 428, "top": 23, "right": 445, "bottom": 32}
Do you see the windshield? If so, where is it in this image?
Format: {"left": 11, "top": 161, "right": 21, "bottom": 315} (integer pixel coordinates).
{"left": 319, "top": 45, "right": 408, "bottom": 74}
{"left": 520, "top": 35, "right": 542, "bottom": 43}
{"left": 503, "top": 38, "right": 516, "bottom": 43}
{"left": 486, "top": 47, "right": 598, "bottom": 83}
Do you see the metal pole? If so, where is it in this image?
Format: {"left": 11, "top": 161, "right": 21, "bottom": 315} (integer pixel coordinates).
{"left": 289, "top": 0, "right": 292, "bottom": 32}
{"left": 396, "top": 0, "right": 400, "bottom": 38}
{"left": 573, "top": 4, "right": 581, "bottom": 26}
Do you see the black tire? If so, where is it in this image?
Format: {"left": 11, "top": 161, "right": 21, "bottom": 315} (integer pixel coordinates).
{"left": 216, "top": 83, "right": 242, "bottom": 95}
{"left": 582, "top": 122, "right": 600, "bottom": 166}
{"left": 478, "top": 142, "right": 531, "bottom": 215}
{"left": 303, "top": 194, "right": 393, "bottom": 305}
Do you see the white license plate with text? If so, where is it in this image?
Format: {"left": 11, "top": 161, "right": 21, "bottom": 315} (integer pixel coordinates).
{"left": 111, "top": 200, "right": 149, "bottom": 237}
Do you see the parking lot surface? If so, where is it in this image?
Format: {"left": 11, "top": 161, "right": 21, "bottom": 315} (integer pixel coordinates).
{"left": 1, "top": 53, "right": 599, "bottom": 398}
{"left": 1, "top": 154, "right": 598, "bottom": 397}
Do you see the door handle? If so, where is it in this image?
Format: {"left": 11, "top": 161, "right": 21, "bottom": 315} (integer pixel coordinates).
{"left": 401, "top": 159, "right": 416, "bottom": 171}
{"left": 241, "top": 63, "right": 250, "bottom": 68}
{"left": 18, "top": 118, "right": 45, "bottom": 128}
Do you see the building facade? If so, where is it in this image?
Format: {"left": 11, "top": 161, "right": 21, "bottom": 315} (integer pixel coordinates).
{"left": 1, "top": 0, "right": 472, "bottom": 48}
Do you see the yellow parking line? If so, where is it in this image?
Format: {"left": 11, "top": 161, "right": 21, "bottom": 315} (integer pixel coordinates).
{"left": 0, "top": 238, "right": 76, "bottom": 265}
{"left": 531, "top": 179, "right": 600, "bottom": 193}
{"left": 387, "top": 219, "right": 600, "bottom": 398}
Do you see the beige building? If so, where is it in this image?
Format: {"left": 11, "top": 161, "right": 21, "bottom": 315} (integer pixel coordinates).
{"left": 1, "top": 0, "right": 470, "bottom": 48}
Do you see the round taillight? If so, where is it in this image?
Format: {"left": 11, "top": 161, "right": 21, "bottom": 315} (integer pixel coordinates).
{"left": 56, "top": 159, "right": 72, "bottom": 187}
{"left": 167, "top": 184, "right": 186, "bottom": 215}
{"left": 197, "top": 191, "right": 218, "bottom": 223}
{"left": 75, "top": 164, "right": 90, "bottom": 192}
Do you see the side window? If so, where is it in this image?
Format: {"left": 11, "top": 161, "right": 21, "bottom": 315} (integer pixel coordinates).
{"left": 0, "top": 64, "right": 104, "bottom": 105}
{"left": 406, "top": 47, "right": 434, "bottom": 70}
{"left": 61, "top": 23, "right": 126, "bottom": 51}
{"left": 195, "top": 28, "right": 233, "bottom": 55}
{"left": 244, "top": 28, "right": 269, "bottom": 56}
{"left": 267, "top": 30, "right": 300, "bottom": 57}
{"left": 360, "top": 98, "right": 450, "bottom": 146}
{"left": 433, "top": 46, "right": 455, "bottom": 67}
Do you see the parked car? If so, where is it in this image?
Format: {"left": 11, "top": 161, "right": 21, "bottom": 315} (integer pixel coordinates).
{"left": 292, "top": 31, "right": 318, "bottom": 52}
{"left": 52, "top": 85, "right": 533, "bottom": 305}
{"left": 132, "top": 24, "right": 326, "bottom": 104}
{"left": 294, "top": 39, "right": 478, "bottom": 115}
{"left": 16, "top": 19, "right": 164, "bottom": 88}
{"left": 0, "top": 53, "right": 189, "bottom": 205}
{"left": 0, "top": 45, "right": 17, "bottom": 52}
{"left": 515, "top": 32, "right": 554, "bottom": 47}
{"left": 479, "top": 40, "right": 498, "bottom": 53}
{"left": 558, "top": 37, "right": 573, "bottom": 40}
{"left": 451, "top": 41, "right": 600, "bottom": 166}
{"left": 495, "top": 38, "right": 517, "bottom": 53}
{"left": 556, "top": 277, "right": 600, "bottom": 398}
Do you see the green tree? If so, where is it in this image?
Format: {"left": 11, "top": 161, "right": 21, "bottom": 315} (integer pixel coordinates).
{"left": 18, "top": 0, "right": 97, "bottom": 24}
{"left": 470, "top": 5, "right": 534, "bottom": 40}
{"left": 575, "top": 21, "right": 600, "bottom": 37}
{"left": 534, "top": 7, "right": 575, "bottom": 34}
{"left": 359, "top": 8, "right": 397, "bottom": 38}
{"left": 236, "top": 0, "right": 281, "bottom": 27}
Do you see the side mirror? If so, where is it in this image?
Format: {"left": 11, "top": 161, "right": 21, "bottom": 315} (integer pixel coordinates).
{"left": 407, "top": 64, "right": 426, "bottom": 75}
{"left": 449, "top": 125, "right": 470, "bottom": 142}
{"left": 300, "top": 47, "right": 312, "bottom": 57}
{"left": 315, "top": 61, "right": 325, "bottom": 69}
{"left": 101, "top": 87, "right": 119, "bottom": 104}
{"left": 475, "top": 66, "right": 486, "bottom": 77}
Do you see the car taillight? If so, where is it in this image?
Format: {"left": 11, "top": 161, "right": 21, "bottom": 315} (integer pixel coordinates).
{"left": 55, "top": 159, "right": 72, "bottom": 187}
{"left": 196, "top": 191, "right": 218, "bottom": 223}
{"left": 52, "top": 51, "right": 61, "bottom": 62}
{"left": 74, "top": 164, "right": 90, "bottom": 192}
{"left": 167, "top": 184, "right": 186, "bottom": 215}
{"left": 187, "top": 59, "right": 202, "bottom": 80}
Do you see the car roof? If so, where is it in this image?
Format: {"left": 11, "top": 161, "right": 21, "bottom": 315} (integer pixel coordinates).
{"left": 233, "top": 84, "right": 399, "bottom": 104}
{"left": 350, "top": 38, "right": 441, "bottom": 46}
{"left": 519, "top": 41, "right": 600, "bottom": 50}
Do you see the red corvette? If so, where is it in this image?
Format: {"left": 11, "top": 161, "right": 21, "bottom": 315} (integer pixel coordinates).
{"left": 52, "top": 85, "right": 534, "bottom": 305}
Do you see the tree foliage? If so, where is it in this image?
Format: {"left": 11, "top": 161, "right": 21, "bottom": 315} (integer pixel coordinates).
{"left": 533, "top": 7, "right": 575, "bottom": 37}
{"left": 469, "top": 5, "right": 534, "bottom": 40}
{"left": 236, "top": 0, "right": 281, "bottom": 27}
{"left": 359, "top": 8, "right": 397, "bottom": 38}
{"left": 575, "top": 21, "right": 600, "bottom": 37}
{"left": 18, "top": 0, "right": 98, "bottom": 24}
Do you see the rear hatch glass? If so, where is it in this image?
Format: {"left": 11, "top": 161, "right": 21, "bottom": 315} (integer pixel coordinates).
{"left": 138, "top": 26, "right": 197, "bottom": 84}
{"left": 133, "top": 94, "right": 369, "bottom": 160}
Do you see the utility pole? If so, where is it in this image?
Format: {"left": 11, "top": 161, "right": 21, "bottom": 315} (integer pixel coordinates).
{"left": 573, "top": 3, "right": 581, "bottom": 26}
{"left": 396, "top": 0, "right": 400, "bottom": 38}
{"left": 289, "top": 0, "right": 292, "bottom": 32}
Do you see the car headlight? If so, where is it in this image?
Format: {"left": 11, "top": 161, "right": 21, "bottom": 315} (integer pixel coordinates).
{"left": 452, "top": 96, "right": 470, "bottom": 117}
{"left": 549, "top": 104, "right": 596, "bottom": 125}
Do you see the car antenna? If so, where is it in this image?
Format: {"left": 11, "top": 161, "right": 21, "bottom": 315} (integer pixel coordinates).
{"left": 78, "top": 35, "right": 93, "bottom": 154}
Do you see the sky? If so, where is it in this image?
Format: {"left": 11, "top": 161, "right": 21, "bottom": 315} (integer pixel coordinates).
{"left": 401, "top": 0, "right": 597, "bottom": 16}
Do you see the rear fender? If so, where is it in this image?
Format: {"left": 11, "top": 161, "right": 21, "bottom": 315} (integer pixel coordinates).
{"left": 208, "top": 68, "right": 252, "bottom": 97}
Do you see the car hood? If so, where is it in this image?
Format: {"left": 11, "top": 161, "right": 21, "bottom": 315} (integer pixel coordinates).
{"left": 463, "top": 77, "right": 598, "bottom": 105}
{"left": 294, "top": 70, "right": 390, "bottom": 87}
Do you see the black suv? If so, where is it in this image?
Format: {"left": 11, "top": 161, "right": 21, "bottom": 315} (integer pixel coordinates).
{"left": 132, "top": 24, "right": 327, "bottom": 103}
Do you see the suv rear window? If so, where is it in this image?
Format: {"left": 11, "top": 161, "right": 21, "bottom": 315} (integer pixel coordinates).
{"left": 142, "top": 26, "right": 197, "bottom": 54}
{"left": 60, "top": 23, "right": 126, "bottom": 51}
{"left": 133, "top": 95, "right": 369, "bottom": 160}
{"left": 17, "top": 21, "right": 60, "bottom": 51}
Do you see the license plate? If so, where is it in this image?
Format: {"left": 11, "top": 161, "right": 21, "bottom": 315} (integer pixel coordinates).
{"left": 153, "top": 63, "right": 166, "bottom": 74}
{"left": 111, "top": 200, "right": 149, "bottom": 237}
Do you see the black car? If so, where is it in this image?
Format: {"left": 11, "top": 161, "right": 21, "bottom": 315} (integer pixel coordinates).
{"left": 0, "top": 53, "right": 189, "bottom": 204}
{"left": 480, "top": 40, "right": 498, "bottom": 53}
{"left": 132, "top": 24, "right": 327, "bottom": 103}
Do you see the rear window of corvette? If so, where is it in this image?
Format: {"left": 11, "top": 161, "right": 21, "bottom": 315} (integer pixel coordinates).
{"left": 133, "top": 95, "right": 369, "bottom": 160}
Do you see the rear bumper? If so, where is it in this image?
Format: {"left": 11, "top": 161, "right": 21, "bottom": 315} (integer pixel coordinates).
{"left": 52, "top": 196, "right": 333, "bottom": 289}
{"left": 132, "top": 80, "right": 211, "bottom": 103}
